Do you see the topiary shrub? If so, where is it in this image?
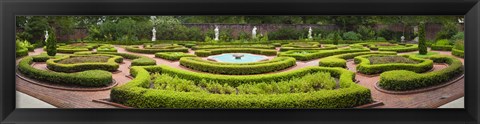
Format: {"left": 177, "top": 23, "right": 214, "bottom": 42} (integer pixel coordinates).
{"left": 319, "top": 51, "right": 397, "bottom": 68}
{"left": 126, "top": 46, "right": 188, "bottom": 54}
{"left": 418, "top": 22, "right": 427, "bottom": 55}
{"left": 46, "top": 30, "right": 57, "bottom": 56}
{"left": 378, "top": 55, "right": 463, "bottom": 91}
{"left": 179, "top": 57, "right": 296, "bottom": 75}
{"left": 95, "top": 52, "right": 157, "bottom": 66}
{"left": 342, "top": 31, "right": 361, "bottom": 41}
{"left": 155, "top": 52, "right": 197, "bottom": 61}
{"left": 18, "top": 56, "right": 112, "bottom": 87}
{"left": 195, "top": 48, "right": 277, "bottom": 57}
{"left": 355, "top": 54, "right": 433, "bottom": 75}
{"left": 378, "top": 44, "right": 418, "bottom": 52}
{"left": 278, "top": 47, "right": 370, "bottom": 61}
{"left": 46, "top": 54, "right": 123, "bottom": 73}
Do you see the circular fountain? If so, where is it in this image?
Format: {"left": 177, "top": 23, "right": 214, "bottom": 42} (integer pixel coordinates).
{"left": 208, "top": 53, "right": 267, "bottom": 63}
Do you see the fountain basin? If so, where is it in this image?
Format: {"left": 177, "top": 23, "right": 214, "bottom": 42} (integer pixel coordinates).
{"left": 207, "top": 53, "right": 268, "bottom": 63}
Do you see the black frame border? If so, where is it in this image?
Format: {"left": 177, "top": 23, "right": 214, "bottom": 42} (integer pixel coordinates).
{"left": 1, "top": 0, "right": 479, "bottom": 124}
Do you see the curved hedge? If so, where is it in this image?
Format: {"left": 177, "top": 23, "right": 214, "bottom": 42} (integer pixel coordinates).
{"left": 179, "top": 57, "right": 296, "bottom": 75}
{"left": 452, "top": 48, "right": 464, "bottom": 58}
{"left": 155, "top": 52, "right": 197, "bottom": 61}
{"left": 278, "top": 48, "right": 370, "bottom": 61}
{"left": 354, "top": 54, "right": 433, "bottom": 75}
{"left": 16, "top": 48, "right": 28, "bottom": 58}
{"left": 95, "top": 52, "right": 157, "bottom": 66}
{"left": 195, "top": 48, "right": 277, "bottom": 57}
{"left": 110, "top": 66, "right": 372, "bottom": 108}
{"left": 192, "top": 44, "right": 275, "bottom": 50}
{"left": 18, "top": 56, "right": 112, "bottom": 87}
{"left": 319, "top": 51, "right": 397, "bottom": 68}
{"left": 378, "top": 44, "right": 418, "bottom": 52}
{"left": 97, "top": 45, "right": 118, "bottom": 52}
{"left": 280, "top": 45, "right": 337, "bottom": 52}
{"left": 46, "top": 54, "right": 123, "bottom": 73}
{"left": 430, "top": 45, "right": 453, "bottom": 51}
{"left": 378, "top": 55, "right": 463, "bottom": 91}
{"left": 126, "top": 46, "right": 188, "bottom": 54}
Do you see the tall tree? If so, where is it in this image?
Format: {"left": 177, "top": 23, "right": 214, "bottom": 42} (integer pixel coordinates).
{"left": 418, "top": 22, "right": 427, "bottom": 55}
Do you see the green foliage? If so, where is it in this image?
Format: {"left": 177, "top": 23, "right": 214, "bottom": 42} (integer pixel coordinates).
{"left": 18, "top": 56, "right": 112, "bottom": 87}
{"left": 46, "top": 55, "right": 122, "bottom": 73}
{"left": 431, "top": 45, "right": 453, "bottom": 51}
{"left": 280, "top": 43, "right": 336, "bottom": 52}
{"left": 269, "top": 27, "right": 302, "bottom": 40}
{"left": 155, "top": 52, "right": 197, "bottom": 61}
{"left": 97, "top": 45, "right": 118, "bottom": 52}
{"left": 418, "top": 23, "right": 427, "bottom": 54}
{"left": 126, "top": 46, "right": 189, "bottom": 54}
{"left": 46, "top": 29, "right": 57, "bottom": 56}
{"left": 342, "top": 31, "right": 361, "bottom": 41}
{"left": 95, "top": 52, "right": 157, "bottom": 66}
{"left": 192, "top": 44, "right": 275, "bottom": 50}
{"left": 354, "top": 54, "right": 433, "bottom": 75}
{"left": 319, "top": 51, "right": 397, "bottom": 68}
{"left": 110, "top": 66, "right": 372, "bottom": 108}
{"left": 451, "top": 32, "right": 464, "bottom": 41}
{"left": 356, "top": 25, "right": 376, "bottom": 40}
{"left": 278, "top": 47, "right": 370, "bottom": 61}
{"left": 435, "top": 39, "right": 451, "bottom": 45}
{"left": 453, "top": 40, "right": 464, "bottom": 51}
{"left": 195, "top": 48, "right": 277, "bottom": 57}
{"left": 179, "top": 57, "right": 296, "bottom": 75}
{"left": 452, "top": 48, "right": 464, "bottom": 58}
{"left": 379, "top": 55, "right": 463, "bottom": 91}
{"left": 378, "top": 44, "right": 419, "bottom": 52}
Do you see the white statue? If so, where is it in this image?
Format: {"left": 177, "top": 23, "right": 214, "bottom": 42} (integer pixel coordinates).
{"left": 252, "top": 26, "right": 257, "bottom": 39}
{"left": 152, "top": 27, "right": 156, "bottom": 41}
{"left": 308, "top": 27, "right": 313, "bottom": 39}
{"left": 214, "top": 26, "right": 219, "bottom": 41}
{"left": 44, "top": 30, "right": 49, "bottom": 42}
{"left": 401, "top": 36, "right": 405, "bottom": 42}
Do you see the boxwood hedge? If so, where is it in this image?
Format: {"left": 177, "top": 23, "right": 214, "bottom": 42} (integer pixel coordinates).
{"left": 354, "top": 54, "right": 433, "bottom": 75}
{"left": 192, "top": 44, "right": 275, "bottom": 50}
{"left": 18, "top": 56, "right": 112, "bottom": 87}
{"left": 430, "top": 45, "right": 453, "bottom": 51}
{"left": 319, "top": 51, "right": 397, "bottom": 68}
{"left": 155, "top": 52, "right": 197, "bottom": 61}
{"left": 46, "top": 54, "right": 123, "bottom": 73}
{"left": 97, "top": 45, "right": 118, "bottom": 52}
{"left": 278, "top": 48, "right": 370, "bottom": 61}
{"left": 452, "top": 48, "right": 464, "bottom": 58}
{"left": 16, "top": 48, "right": 28, "bottom": 58}
{"left": 126, "top": 46, "right": 189, "bottom": 54}
{"left": 195, "top": 48, "right": 277, "bottom": 57}
{"left": 179, "top": 57, "right": 296, "bottom": 75}
{"left": 95, "top": 52, "right": 157, "bottom": 66}
{"left": 378, "top": 55, "right": 463, "bottom": 91}
{"left": 378, "top": 44, "right": 418, "bottom": 52}
{"left": 110, "top": 66, "right": 372, "bottom": 108}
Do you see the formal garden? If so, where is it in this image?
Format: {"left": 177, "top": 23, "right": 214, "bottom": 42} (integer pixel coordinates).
{"left": 15, "top": 16, "right": 465, "bottom": 108}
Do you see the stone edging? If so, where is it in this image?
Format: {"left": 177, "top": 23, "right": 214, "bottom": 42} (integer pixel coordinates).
{"left": 374, "top": 74, "right": 464, "bottom": 95}
{"left": 92, "top": 99, "right": 133, "bottom": 108}
{"left": 16, "top": 71, "right": 118, "bottom": 91}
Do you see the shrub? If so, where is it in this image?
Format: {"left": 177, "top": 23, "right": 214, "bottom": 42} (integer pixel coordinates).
{"left": 268, "top": 27, "right": 302, "bottom": 40}
{"left": 110, "top": 66, "right": 372, "bottom": 108}
{"left": 18, "top": 56, "right": 112, "bottom": 87}
{"left": 319, "top": 52, "right": 396, "bottom": 68}
{"left": 378, "top": 44, "right": 418, "bottom": 52}
{"left": 431, "top": 45, "right": 453, "bottom": 51}
{"left": 453, "top": 40, "right": 464, "bottom": 51}
{"left": 195, "top": 48, "right": 277, "bottom": 57}
{"left": 16, "top": 41, "right": 29, "bottom": 58}
{"left": 418, "top": 22, "right": 427, "bottom": 55}
{"left": 126, "top": 46, "right": 188, "bottom": 54}
{"left": 95, "top": 52, "right": 157, "bottom": 66}
{"left": 46, "top": 30, "right": 57, "bottom": 56}
{"left": 46, "top": 54, "right": 123, "bottom": 73}
{"left": 354, "top": 54, "right": 433, "bottom": 75}
{"left": 342, "top": 31, "right": 361, "bottom": 41}
{"left": 155, "top": 52, "right": 197, "bottom": 61}
{"left": 452, "top": 48, "right": 464, "bottom": 58}
{"left": 192, "top": 44, "right": 275, "bottom": 50}
{"left": 451, "top": 32, "right": 464, "bottom": 41}
{"left": 378, "top": 55, "right": 463, "bottom": 91}
{"left": 278, "top": 48, "right": 370, "bottom": 61}
{"left": 97, "top": 45, "right": 118, "bottom": 52}
{"left": 179, "top": 57, "right": 296, "bottom": 75}
{"left": 435, "top": 39, "right": 451, "bottom": 45}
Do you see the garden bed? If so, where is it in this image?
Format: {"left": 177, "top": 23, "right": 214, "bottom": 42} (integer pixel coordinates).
{"left": 46, "top": 54, "right": 123, "bottom": 73}
{"left": 354, "top": 54, "right": 433, "bottom": 75}
{"left": 179, "top": 57, "right": 296, "bottom": 75}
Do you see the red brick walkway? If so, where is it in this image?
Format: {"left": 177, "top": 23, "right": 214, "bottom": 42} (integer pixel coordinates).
{"left": 16, "top": 46, "right": 464, "bottom": 108}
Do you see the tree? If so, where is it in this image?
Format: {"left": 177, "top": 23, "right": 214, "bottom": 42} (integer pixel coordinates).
{"left": 418, "top": 22, "right": 427, "bottom": 55}
{"left": 46, "top": 28, "right": 57, "bottom": 56}
{"left": 333, "top": 31, "right": 340, "bottom": 45}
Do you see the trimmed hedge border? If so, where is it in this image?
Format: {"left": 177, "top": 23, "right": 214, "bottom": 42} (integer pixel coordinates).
{"left": 126, "top": 46, "right": 189, "bottom": 54}
{"left": 16, "top": 48, "right": 28, "bottom": 58}
{"left": 430, "top": 45, "right": 453, "bottom": 51}
{"left": 192, "top": 45, "right": 275, "bottom": 50}
{"left": 354, "top": 54, "right": 433, "bottom": 75}
{"left": 279, "top": 45, "right": 337, "bottom": 52}
{"left": 95, "top": 52, "right": 157, "bottom": 66}
{"left": 278, "top": 48, "right": 370, "bottom": 61}
{"left": 179, "top": 57, "right": 296, "bottom": 75}
{"left": 110, "top": 66, "right": 372, "bottom": 108}
{"left": 378, "top": 55, "right": 464, "bottom": 91}
{"left": 155, "top": 52, "right": 197, "bottom": 61}
{"left": 195, "top": 48, "right": 277, "bottom": 57}
{"left": 319, "top": 51, "right": 397, "bottom": 68}
{"left": 97, "top": 45, "right": 118, "bottom": 52}
{"left": 18, "top": 56, "right": 112, "bottom": 87}
{"left": 378, "top": 44, "right": 418, "bottom": 52}
{"left": 452, "top": 48, "right": 464, "bottom": 58}
{"left": 46, "top": 54, "right": 123, "bottom": 73}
